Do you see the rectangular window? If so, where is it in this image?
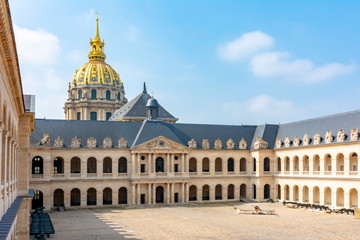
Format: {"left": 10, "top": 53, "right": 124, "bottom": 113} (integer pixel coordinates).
{"left": 174, "top": 164, "right": 179, "bottom": 172}
{"left": 90, "top": 112, "right": 97, "bottom": 121}
{"left": 106, "top": 112, "right": 112, "bottom": 121}
{"left": 77, "top": 112, "right": 81, "bottom": 120}
{"left": 141, "top": 164, "right": 146, "bottom": 173}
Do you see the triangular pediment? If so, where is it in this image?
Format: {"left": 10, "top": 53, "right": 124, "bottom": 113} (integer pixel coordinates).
{"left": 131, "top": 136, "right": 188, "bottom": 150}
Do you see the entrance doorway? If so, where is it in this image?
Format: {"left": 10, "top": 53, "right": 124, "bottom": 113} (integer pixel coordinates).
{"left": 156, "top": 186, "right": 164, "bottom": 203}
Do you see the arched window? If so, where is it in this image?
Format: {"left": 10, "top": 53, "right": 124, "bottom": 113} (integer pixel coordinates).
{"left": 277, "top": 157, "right": 281, "bottom": 171}
{"left": 285, "top": 157, "right": 290, "bottom": 171}
{"left": 87, "top": 157, "right": 97, "bottom": 173}
{"left": 106, "top": 90, "right": 111, "bottom": 100}
{"left": 78, "top": 90, "right": 82, "bottom": 100}
{"left": 240, "top": 184, "right": 247, "bottom": 200}
{"left": 71, "top": 188, "right": 81, "bottom": 206}
{"left": 202, "top": 158, "right": 209, "bottom": 172}
{"left": 32, "top": 190, "right": 43, "bottom": 209}
{"left": 253, "top": 184, "right": 257, "bottom": 199}
{"left": 103, "top": 188, "right": 112, "bottom": 205}
{"left": 156, "top": 186, "right": 164, "bottom": 203}
{"left": 117, "top": 93, "right": 121, "bottom": 101}
{"left": 53, "top": 157, "right": 64, "bottom": 174}
{"left": 91, "top": 89, "right": 97, "bottom": 99}
{"left": 240, "top": 158, "right": 246, "bottom": 172}
{"left": 103, "top": 157, "right": 112, "bottom": 173}
{"left": 189, "top": 158, "right": 197, "bottom": 172}
{"left": 32, "top": 156, "right": 43, "bottom": 174}
{"left": 293, "top": 185, "right": 300, "bottom": 201}
{"left": 263, "top": 157, "right": 270, "bottom": 172}
{"left": 119, "top": 187, "right": 127, "bottom": 204}
{"left": 264, "top": 184, "right": 270, "bottom": 199}
{"left": 253, "top": 158, "right": 256, "bottom": 171}
{"left": 215, "top": 158, "right": 222, "bottom": 172}
{"left": 228, "top": 184, "right": 234, "bottom": 199}
{"left": 156, "top": 157, "right": 164, "bottom": 172}
{"left": 71, "top": 157, "right": 81, "bottom": 173}
{"left": 87, "top": 188, "right": 97, "bottom": 205}
{"left": 118, "top": 157, "right": 127, "bottom": 173}
{"left": 215, "top": 184, "right": 222, "bottom": 200}
{"left": 227, "top": 158, "right": 234, "bottom": 172}
{"left": 189, "top": 185, "right": 197, "bottom": 201}
{"left": 202, "top": 185, "right": 210, "bottom": 200}
{"left": 53, "top": 189, "right": 64, "bottom": 207}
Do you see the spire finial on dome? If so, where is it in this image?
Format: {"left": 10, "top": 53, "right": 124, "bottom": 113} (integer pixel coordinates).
{"left": 88, "top": 14, "right": 106, "bottom": 61}
{"left": 143, "top": 82, "right": 147, "bottom": 93}
{"left": 95, "top": 12, "right": 100, "bottom": 39}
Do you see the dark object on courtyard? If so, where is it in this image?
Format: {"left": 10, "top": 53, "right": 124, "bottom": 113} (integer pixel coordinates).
{"left": 30, "top": 210, "right": 55, "bottom": 238}
{"left": 266, "top": 198, "right": 274, "bottom": 203}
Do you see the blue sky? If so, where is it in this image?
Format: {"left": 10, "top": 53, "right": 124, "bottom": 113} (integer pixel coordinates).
{"left": 9, "top": 0, "right": 360, "bottom": 124}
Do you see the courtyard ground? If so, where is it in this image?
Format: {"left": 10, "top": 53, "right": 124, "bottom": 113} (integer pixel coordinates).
{"left": 46, "top": 202, "right": 359, "bottom": 240}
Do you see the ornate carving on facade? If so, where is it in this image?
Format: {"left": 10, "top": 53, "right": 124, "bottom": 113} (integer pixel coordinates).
{"left": 313, "top": 133, "right": 321, "bottom": 145}
{"left": 188, "top": 138, "right": 197, "bottom": 149}
{"left": 146, "top": 139, "right": 171, "bottom": 149}
{"left": 303, "top": 134, "right": 310, "bottom": 146}
{"left": 284, "top": 136, "right": 291, "bottom": 147}
{"left": 71, "top": 136, "right": 81, "bottom": 147}
{"left": 226, "top": 138, "right": 235, "bottom": 150}
{"left": 239, "top": 138, "right": 247, "bottom": 150}
{"left": 214, "top": 139, "right": 222, "bottom": 149}
{"left": 275, "top": 138, "right": 282, "bottom": 148}
{"left": 118, "top": 137, "right": 128, "bottom": 148}
{"left": 325, "top": 130, "right": 333, "bottom": 143}
{"left": 103, "top": 137, "right": 112, "bottom": 148}
{"left": 202, "top": 139, "right": 210, "bottom": 149}
{"left": 253, "top": 137, "right": 268, "bottom": 149}
{"left": 336, "top": 129, "right": 345, "bottom": 142}
{"left": 38, "top": 133, "right": 51, "bottom": 146}
{"left": 87, "top": 137, "right": 97, "bottom": 148}
{"left": 293, "top": 136, "right": 300, "bottom": 147}
{"left": 350, "top": 128, "right": 359, "bottom": 141}
{"left": 53, "top": 136, "right": 64, "bottom": 147}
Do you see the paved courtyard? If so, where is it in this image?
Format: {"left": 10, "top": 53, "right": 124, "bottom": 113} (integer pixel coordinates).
{"left": 47, "top": 202, "right": 359, "bottom": 240}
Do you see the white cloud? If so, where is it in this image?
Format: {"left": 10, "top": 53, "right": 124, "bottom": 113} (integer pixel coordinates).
{"left": 218, "top": 31, "right": 274, "bottom": 61}
{"left": 250, "top": 51, "right": 356, "bottom": 83}
{"left": 13, "top": 25, "right": 60, "bottom": 66}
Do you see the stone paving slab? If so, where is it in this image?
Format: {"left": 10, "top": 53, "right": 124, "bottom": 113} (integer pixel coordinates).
{"left": 47, "top": 203, "right": 359, "bottom": 240}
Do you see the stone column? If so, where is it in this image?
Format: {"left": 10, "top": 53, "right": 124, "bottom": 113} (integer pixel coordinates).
{"left": 113, "top": 158, "right": 118, "bottom": 177}
{"left": 234, "top": 185, "right": 240, "bottom": 201}
{"left": 280, "top": 186, "right": 285, "bottom": 201}
{"left": 181, "top": 154, "right": 185, "bottom": 172}
{"left": 166, "top": 183, "right": 170, "bottom": 203}
{"left": 152, "top": 183, "right": 156, "bottom": 204}
{"left": 197, "top": 185, "right": 202, "bottom": 202}
{"left": 185, "top": 183, "right": 189, "bottom": 203}
{"left": 181, "top": 183, "right": 185, "bottom": 203}
{"left": 97, "top": 158, "right": 102, "bottom": 177}
{"left": 170, "top": 154, "right": 174, "bottom": 172}
{"left": 132, "top": 184, "right": 136, "bottom": 205}
{"left": 281, "top": 158, "right": 285, "bottom": 175}
{"left": 222, "top": 159, "right": 227, "bottom": 175}
{"left": 64, "top": 192, "right": 71, "bottom": 207}
{"left": 148, "top": 183, "right": 152, "bottom": 204}
{"left": 81, "top": 191, "right": 87, "bottom": 206}
{"left": 64, "top": 157, "right": 70, "bottom": 179}
{"left": 299, "top": 158, "right": 304, "bottom": 175}
{"left": 166, "top": 153, "right": 170, "bottom": 172}
{"left": 320, "top": 157, "right": 325, "bottom": 176}
{"left": 185, "top": 154, "right": 189, "bottom": 173}
{"left": 81, "top": 158, "right": 87, "bottom": 178}
{"left": 209, "top": 185, "right": 215, "bottom": 201}
{"left": 331, "top": 190, "right": 337, "bottom": 207}
{"left": 148, "top": 153, "right": 152, "bottom": 173}
{"left": 309, "top": 157, "right": 314, "bottom": 175}
{"left": 344, "top": 157, "right": 350, "bottom": 176}
{"left": 137, "top": 184, "right": 141, "bottom": 205}
{"left": 332, "top": 157, "right": 337, "bottom": 175}
{"left": 344, "top": 192, "right": 350, "bottom": 208}
{"left": 319, "top": 189, "right": 325, "bottom": 205}
{"left": 222, "top": 186, "right": 227, "bottom": 200}
{"left": 113, "top": 190, "right": 118, "bottom": 205}
{"left": 171, "top": 183, "right": 175, "bottom": 203}
{"left": 97, "top": 190, "right": 103, "bottom": 206}
{"left": 308, "top": 189, "right": 314, "bottom": 204}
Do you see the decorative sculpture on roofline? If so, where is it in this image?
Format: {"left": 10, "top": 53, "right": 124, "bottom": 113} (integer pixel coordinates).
{"left": 350, "top": 128, "right": 359, "bottom": 141}
{"left": 284, "top": 136, "right": 291, "bottom": 147}
{"left": 87, "top": 137, "right": 97, "bottom": 148}
{"left": 275, "top": 138, "right": 282, "bottom": 149}
{"left": 239, "top": 138, "right": 247, "bottom": 150}
{"left": 253, "top": 137, "right": 268, "bottom": 149}
{"left": 202, "top": 139, "right": 210, "bottom": 149}
{"left": 303, "top": 134, "right": 310, "bottom": 146}
{"left": 313, "top": 133, "right": 321, "bottom": 145}
{"left": 293, "top": 136, "right": 300, "bottom": 147}
{"left": 336, "top": 129, "right": 345, "bottom": 142}
{"left": 188, "top": 138, "right": 197, "bottom": 149}
{"left": 103, "top": 137, "right": 112, "bottom": 148}
{"left": 118, "top": 137, "right": 128, "bottom": 148}
{"left": 38, "top": 133, "right": 51, "bottom": 146}
{"left": 325, "top": 130, "right": 333, "bottom": 143}
{"left": 54, "top": 136, "right": 64, "bottom": 147}
{"left": 71, "top": 136, "right": 81, "bottom": 147}
{"left": 214, "top": 139, "right": 222, "bottom": 149}
{"left": 226, "top": 138, "right": 235, "bottom": 150}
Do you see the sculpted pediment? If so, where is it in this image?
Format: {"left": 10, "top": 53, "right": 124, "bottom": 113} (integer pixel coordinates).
{"left": 132, "top": 136, "right": 188, "bottom": 150}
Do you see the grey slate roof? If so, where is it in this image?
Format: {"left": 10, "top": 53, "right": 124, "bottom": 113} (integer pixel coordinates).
{"left": 109, "top": 85, "right": 177, "bottom": 121}
{"left": 30, "top": 109, "right": 360, "bottom": 150}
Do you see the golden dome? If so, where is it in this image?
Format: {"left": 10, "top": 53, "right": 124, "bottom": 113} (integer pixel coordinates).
{"left": 71, "top": 18, "right": 123, "bottom": 88}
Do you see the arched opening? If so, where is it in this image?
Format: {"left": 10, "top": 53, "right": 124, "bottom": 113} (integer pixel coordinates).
{"left": 87, "top": 188, "right": 97, "bottom": 205}
{"left": 215, "top": 184, "right": 222, "bottom": 200}
{"left": 252, "top": 158, "right": 256, "bottom": 171}
{"left": 293, "top": 185, "right": 299, "bottom": 201}
{"left": 103, "top": 157, "right": 112, "bottom": 173}
{"left": 303, "top": 186, "right": 309, "bottom": 203}
{"left": 106, "top": 90, "right": 111, "bottom": 100}
{"left": 189, "top": 185, "right": 197, "bottom": 201}
{"left": 325, "top": 154, "right": 332, "bottom": 172}
{"left": 350, "top": 188, "right": 358, "bottom": 208}
{"left": 156, "top": 157, "right": 164, "bottom": 172}
{"left": 336, "top": 188, "right": 344, "bottom": 207}
{"left": 202, "top": 158, "right": 209, "bottom": 172}
{"left": 227, "top": 158, "right": 234, "bottom": 172}
{"left": 78, "top": 90, "right": 82, "bottom": 100}
{"left": 252, "top": 184, "right": 257, "bottom": 199}
{"left": 117, "top": 93, "right": 120, "bottom": 101}
{"left": 71, "top": 157, "right": 81, "bottom": 173}
{"left": 284, "top": 185, "right": 290, "bottom": 200}
{"left": 285, "top": 157, "right": 290, "bottom": 171}
{"left": 293, "top": 156, "right": 299, "bottom": 172}
{"left": 264, "top": 184, "right": 270, "bottom": 199}
{"left": 71, "top": 188, "right": 81, "bottom": 206}
{"left": 277, "top": 157, "right": 281, "bottom": 171}
{"left": 202, "top": 185, "right": 210, "bottom": 200}
{"left": 313, "top": 155, "right": 320, "bottom": 172}
{"left": 276, "top": 184, "right": 281, "bottom": 199}
{"left": 118, "top": 157, "right": 127, "bottom": 173}
{"left": 53, "top": 189, "right": 64, "bottom": 207}
{"left": 32, "top": 156, "right": 43, "bottom": 174}
{"left": 228, "top": 184, "right": 234, "bottom": 199}
{"left": 324, "top": 187, "right": 332, "bottom": 205}
{"left": 303, "top": 155, "right": 309, "bottom": 172}
{"left": 91, "top": 89, "right": 97, "bottom": 99}
{"left": 215, "top": 158, "right": 222, "bottom": 172}
{"left": 240, "top": 158, "right": 246, "bottom": 172}
{"left": 336, "top": 153, "right": 344, "bottom": 172}
{"left": 313, "top": 186, "right": 320, "bottom": 203}
{"left": 350, "top": 153, "right": 358, "bottom": 171}
{"left": 53, "top": 157, "right": 64, "bottom": 174}
{"left": 263, "top": 157, "right": 270, "bottom": 172}
{"left": 189, "top": 158, "right": 197, "bottom": 172}
{"left": 87, "top": 157, "right": 97, "bottom": 173}
{"left": 32, "top": 190, "right": 43, "bottom": 209}
{"left": 119, "top": 187, "right": 128, "bottom": 204}
{"left": 103, "top": 187, "right": 112, "bottom": 205}
{"left": 240, "top": 184, "right": 247, "bottom": 200}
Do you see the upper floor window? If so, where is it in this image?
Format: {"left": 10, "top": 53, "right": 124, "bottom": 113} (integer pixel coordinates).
{"left": 106, "top": 90, "right": 111, "bottom": 100}
{"left": 78, "top": 90, "right": 82, "bottom": 100}
{"left": 106, "top": 112, "right": 112, "bottom": 121}
{"left": 90, "top": 112, "right": 97, "bottom": 121}
{"left": 32, "top": 156, "right": 43, "bottom": 174}
{"left": 91, "top": 89, "right": 97, "bottom": 99}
